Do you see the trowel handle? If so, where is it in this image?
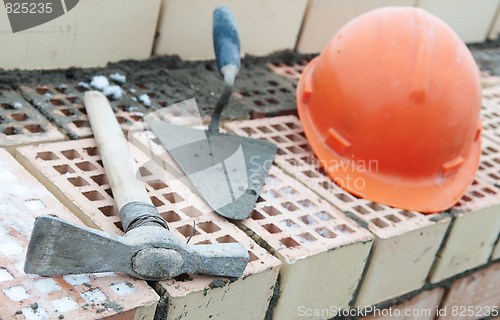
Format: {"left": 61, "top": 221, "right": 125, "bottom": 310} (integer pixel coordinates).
{"left": 213, "top": 6, "right": 240, "bottom": 80}
{"left": 84, "top": 91, "right": 153, "bottom": 210}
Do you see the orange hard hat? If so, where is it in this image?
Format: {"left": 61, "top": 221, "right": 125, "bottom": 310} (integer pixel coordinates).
{"left": 297, "top": 7, "right": 482, "bottom": 213}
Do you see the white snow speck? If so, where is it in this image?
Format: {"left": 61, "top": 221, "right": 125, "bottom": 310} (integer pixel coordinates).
{"left": 110, "top": 281, "right": 137, "bottom": 296}
{"left": 43, "top": 93, "right": 52, "bottom": 99}
{"left": 130, "top": 88, "right": 136, "bottom": 93}
{"left": 279, "top": 219, "right": 299, "bottom": 230}
{"left": 10, "top": 185, "right": 30, "bottom": 196}
{"left": 93, "top": 272, "right": 115, "bottom": 278}
{"left": 90, "top": 75, "right": 110, "bottom": 90}
{"left": 13, "top": 102, "right": 22, "bottom": 109}
{"left": 9, "top": 218, "right": 35, "bottom": 237}
{"left": 280, "top": 187, "right": 297, "bottom": 196}
{"left": 0, "top": 203, "right": 17, "bottom": 215}
{"left": 63, "top": 274, "right": 90, "bottom": 286}
{"left": 24, "top": 199, "right": 46, "bottom": 211}
{"left": 64, "top": 172, "right": 75, "bottom": 178}
{"left": 21, "top": 306, "right": 48, "bottom": 320}
{"left": 263, "top": 190, "right": 280, "bottom": 200}
{"left": 102, "top": 85, "right": 125, "bottom": 99}
{"left": 34, "top": 278, "right": 62, "bottom": 294}
{"left": 0, "top": 268, "right": 13, "bottom": 282}
{"left": 315, "top": 212, "right": 332, "bottom": 221}
{"left": 3, "top": 285, "right": 30, "bottom": 301}
{"left": 78, "top": 81, "right": 90, "bottom": 88}
{"left": 0, "top": 238, "right": 23, "bottom": 256}
{"left": 51, "top": 297, "right": 79, "bottom": 313}
{"left": 131, "top": 96, "right": 137, "bottom": 101}
{"left": 110, "top": 72, "right": 126, "bottom": 83}
{"left": 139, "top": 94, "right": 151, "bottom": 106}
{"left": 81, "top": 289, "right": 107, "bottom": 303}
{"left": 265, "top": 176, "right": 281, "bottom": 184}
{"left": 0, "top": 170, "right": 17, "bottom": 181}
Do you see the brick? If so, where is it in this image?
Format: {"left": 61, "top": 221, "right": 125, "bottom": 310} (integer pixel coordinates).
{"left": 225, "top": 116, "right": 451, "bottom": 307}
{"left": 296, "top": 0, "right": 417, "bottom": 54}
{"left": 481, "top": 85, "right": 500, "bottom": 144}
{"left": 0, "top": 89, "right": 64, "bottom": 153}
{"left": 360, "top": 288, "right": 445, "bottom": 320}
{"left": 437, "top": 261, "right": 500, "bottom": 320}
{"left": 154, "top": 0, "right": 308, "bottom": 60}
{"left": 266, "top": 60, "right": 311, "bottom": 87}
{"left": 16, "top": 138, "right": 281, "bottom": 320}
{"left": 130, "top": 129, "right": 374, "bottom": 320}
{"left": 20, "top": 84, "right": 149, "bottom": 139}
{"left": 0, "top": 0, "right": 161, "bottom": 70}
{"left": 417, "top": 0, "right": 500, "bottom": 44}
{"left": 0, "top": 148, "right": 158, "bottom": 320}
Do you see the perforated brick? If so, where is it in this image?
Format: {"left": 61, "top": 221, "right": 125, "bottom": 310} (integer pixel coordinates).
{"left": 0, "top": 89, "right": 64, "bottom": 153}
{"left": 20, "top": 83, "right": 148, "bottom": 139}
{"left": 437, "top": 261, "right": 500, "bottom": 320}
{"left": 130, "top": 129, "right": 374, "bottom": 319}
{"left": 16, "top": 138, "right": 281, "bottom": 320}
{"left": 0, "top": 148, "right": 158, "bottom": 320}
{"left": 360, "top": 287, "right": 445, "bottom": 320}
{"left": 266, "top": 60, "right": 310, "bottom": 86}
{"left": 224, "top": 115, "right": 451, "bottom": 307}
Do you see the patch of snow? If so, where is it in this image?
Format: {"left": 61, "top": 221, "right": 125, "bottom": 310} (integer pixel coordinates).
{"left": 0, "top": 237, "right": 23, "bottom": 255}
{"left": 90, "top": 75, "right": 110, "bottom": 90}
{"left": 34, "top": 278, "right": 62, "bottom": 294}
{"left": 0, "top": 268, "right": 13, "bottom": 282}
{"left": 110, "top": 281, "right": 137, "bottom": 296}
{"left": 51, "top": 297, "right": 79, "bottom": 313}
{"left": 102, "top": 85, "right": 125, "bottom": 99}
{"left": 3, "top": 285, "right": 31, "bottom": 301}
{"left": 0, "top": 170, "right": 17, "bottom": 181}
{"left": 78, "top": 81, "right": 90, "bottom": 88}
{"left": 81, "top": 289, "right": 107, "bottom": 303}
{"left": 130, "top": 88, "right": 136, "bottom": 93}
{"left": 63, "top": 274, "right": 90, "bottom": 286}
{"left": 110, "top": 72, "right": 126, "bottom": 83}
{"left": 0, "top": 203, "right": 17, "bottom": 215}
{"left": 10, "top": 185, "right": 29, "bottom": 196}
{"left": 24, "top": 199, "right": 46, "bottom": 211}
{"left": 139, "top": 94, "right": 151, "bottom": 107}
{"left": 13, "top": 102, "right": 22, "bottom": 109}
{"left": 93, "top": 272, "right": 115, "bottom": 278}
{"left": 21, "top": 306, "right": 48, "bottom": 320}
{"left": 43, "top": 93, "right": 52, "bottom": 99}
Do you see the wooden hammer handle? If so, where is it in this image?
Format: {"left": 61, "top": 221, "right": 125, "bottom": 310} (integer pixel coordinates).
{"left": 84, "top": 91, "right": 152, "bottom": 210}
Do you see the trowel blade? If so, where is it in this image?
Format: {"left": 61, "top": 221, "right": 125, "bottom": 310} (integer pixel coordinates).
{"left": 146, "top": 119, "right": 277, "bottom": 220}
{"left": 24, "top": 216, "right": 134, "bottom": 276}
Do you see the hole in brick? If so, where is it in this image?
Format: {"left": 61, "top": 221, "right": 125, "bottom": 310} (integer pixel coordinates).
{"left": 271, "top": 136, "right": 286, "bottom": 143}
{"left": 303, "top": 170, "right": 319, "bottom": 178}
{"left": 130, "top": 115, "right": 142, "bottom": 121}
{"left": 252, "top": 90, "right": 260, "bottom": 95}
{"left": 286, "top": 134, "right": 301, "bottom": 142}
{"left": 53, "top": 164, "right": 75, "bottom": 174}
{"left": 161, "top": 211, "right": 181, "bottom": 222}
{"left": 256, "top": 196, "right": 265, "bottom": 203}
{"left": 277, "top": 148, "right": 286, "bottom": 155}
{"left": 257, "top": 126, "right": 272, "bottom": 133}
{"left": 287, "top": 158, "right": 300, "bottom": 166}
{"left": 298, "top": 233, "right": 316, "bottom": 243}
{"left": 487, "top": 146, "right": 498, "bottom": 152}
{"left": 136, "top": 83, "right": 147, "bottom": 89}
{"left": 68, "top": 176, "right": 89, "bottom": 187}
{"left": 315, "top": 211, "right": 333, "bottom": 221}
{"left": 334, "top": 224, "right": 354, "bottom": 234}
{"left": 76, "top": 161, "right": 96, "bottom": 171}
{"left": 195, "top": 240, "right": 211, "bottom": 245}
{"left": 462, "top": 195, "right": 473, "bottom": 202}
{"left": 241, "top": 127, "right": 256, "bottom": 134}
{"left": 216, "top": 235, "right": 237, "bottom": 243}
{"left": 138, "top": 167, "right": 152, "bottom": 177}
{"left": 385, "top": 215, "right": 401, "bottom": 223}
{"left": 96, "top": 160, "right": 103, "bottom": 167}
{"left": 263, "top": 223, "right": 282, "bottom": 234}
{"left": 73, "top": 120, "right": 87, "bottom": 127}
{"left": 472, "top": 180, "right": 478, "bottom": 185}
{"left": 198, "top": 221, "right": 221, "bottom": 233}
{"left": 239, "top": 92, "right": 250, "bottom": 97}
{"left": 164, "top": 192, "right": 184, "bottom": 203}
{"left": 300, "top": 143, "right": 312, "bottom": 152}
{"left": 79, "top": 108, "right": 87, "bottom": 115}
{"left": 50, "top": 99, "right": 64, "bottom": 106}
{"left": 265, "top": 175, "right": 281, "bottom": 184}
{"left": 91, "top": 174, "right": 108, "bottom": 186}
{"left": 150, "top": 196, "right": 164, "bottom": 207}
{"left": 268, "top": 89, "right": 275, "bottom": 94}
{"left": 335, "top": 193, "right": 353, "bottom": 202}
{"left": 62, "top": 149, "right": 80, "bottom": 160}
{"left": 280, "top": 219, "right": 299, "bottom": 230}
{"left": 287, "top": 146, "right": 303, "bottom": 154}
{"left": 266, "top": 98, "right": 278, "bottom": 104}
{"left": 1, "top": 103, "right": 14, "bottom": 110}
{"left": 285, "top": 122, "right": 300, "bottom": 129}
{"left": 482, "top": 161, "right": 494, "bottom": 168}
{"left": 116, "top": 116, "right": 127, "bottom": 124}
{"left": 280, "top": 237, "right": 300, "bottom": 248}
{"left": 272, "top": 124, "right": 285, "bottom": 131}
{"left": 251, "top": 210, "right": 265, "bottom": 220}
{"left": 483, "top": 187, "right": 497, "bottom": 195}
{"left": 367, "top": 202, "right": 384, "bottom": 211}
{"left": 263, "top": 206, "right": 281, "bottom": 216}
{"left": 249, "top": 251, "right": 259, "bottom": 262}
{"left": 83, "top": 190, "right": 104, "bottom": 201}
{"left": 299, "top": 215, "right": 317, "bottom": 225}
{"left": 25, "top": 124, "right": 44, "bottom": 133}
{"left": 147, "top": 180, "right": 168, "bottom": 190}
{"left": 489, "top": 173, "right": 500, "bottom": 180}
{"left": 472, "top": 191, "right": 484, "bottom": 198}
{"left": 316, "top": 227, "right": 337, "bottom": 239}
{"left": 301, "top": 156, "right": 317, "bottom": 165}
{"left": 146, "top": 92, "right": 156, "bottom": 98}
{"left": 254, "top": 100, "right": 264, "bottom": 107}
{"left": 262, "top": 190, "right": 281, "bottom": 200}
{"left": 106, "top": 95, "right": 116, "bottom": 102}
{"left": 36, "top": 88, "right": 49, "bottom": 94}
{"left": 177, "top": 224, "right": 200, "bottom": 238}
{"left": 280, "top": 186, "right": 298, "bottom": 196}
{"left": 114, "top": 221, "right": 124, "bottom": 232}
{"left": 371, "top": 218, "right": 388, "bottom": 228}
{"left": 399, "top": 210, "right": 415, "bottom": 219}
{"left": 67, "top": 97, "right": 78, "bottom": 103}
{"left": 182, "top": 206, "right": 203, "bottom": 218}
{"left": 269, "top": 80, "right": 279, "bottom": 86}
{"left": 4, "top": 127, "right": 17, "bottom": 135}
{"left": 60, "top": 108, "right": 74, "bottom": 116}
{"left": 99, "top": 206, "right": 118, "bottom": 217}
{"left": 11, "top": 113, "right": 27, "bottom": 121}
{"left": 281, "top": 202, "right": 297, "bottom": 212}
{"left": 298, "top": 199, "right": 316, "bottom": 209}
{"left": 173, "top": 273, "right": 193, "bottom": 282}
{"left": 75, "top": 85, "right": 87, "bottom": 92}
{"left": 354, "top": 206, "right": 370, "bottom": 215}
{"left": 37, "top": 151, "right": 59, "bottom": 161}
{"left": 106, "top": 186, "right": 114, "bottom": 196}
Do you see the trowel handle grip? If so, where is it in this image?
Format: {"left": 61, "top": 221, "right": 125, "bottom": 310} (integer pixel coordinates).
{"left": 213, "top": 6, "right": 241, "bottom": 76}
{"left": 84, "top": 91, "right": 153, "bottom": 210}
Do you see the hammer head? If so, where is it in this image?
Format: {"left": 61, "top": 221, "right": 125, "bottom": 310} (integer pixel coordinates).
{"left": 25, "top": 216, "right": 249, "bottom": 280}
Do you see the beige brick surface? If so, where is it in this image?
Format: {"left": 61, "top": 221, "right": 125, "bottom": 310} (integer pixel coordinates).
{"left": 225, "top": 116, "right": 451, "bottom": 308}
{"left": 16, "top": 138, "right": 281, "bottom": 320}
{"left": 417, "top": 0, "right": 500, "bottom": 43}
{"left": 0, "top": 0, "right": 161, "bottom": 70}
{"left": 131, "top": 129, "right": 374, "bottom": 320}
{"left": 361, "top": 288, "right": 445, "bottom": 320}
{"left": 437, "top": 261, "right": 500, "bottom": 320}
{"left": 267, "top": 60, "right": 311, "bottom": 87}
{"left": 0, "top": 148, "right": 158, "bottom": 320}
{"left": 296, "top": 0, "right": 418, "bottom": 54}
{"left": 0, "top": 89, "right": 64, "bottom": 153}
{"left": 154, "top": 0, "right": 308, "bottom": 60}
